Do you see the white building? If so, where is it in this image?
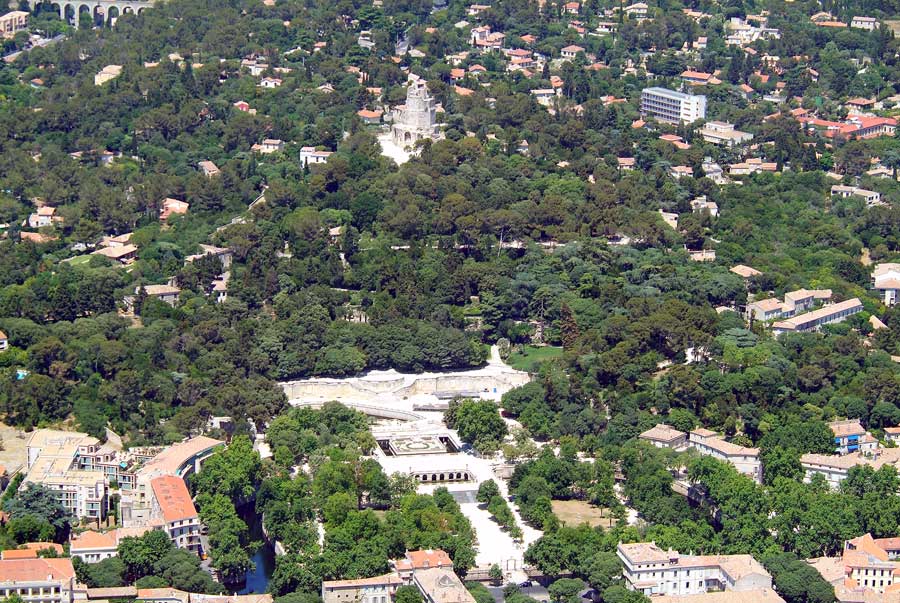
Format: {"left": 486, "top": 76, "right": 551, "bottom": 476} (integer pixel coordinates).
{"left": 0, "top": 558, "right": 81, "bottom": 603}
{"left": 828, "top": 419, "right": 877, "bottom": 455}
{"left": 617, "top": 542, "right": 773, "bottom": 598}
{"left": 27, "top": 206, "right": 60, "bottom": 229}
{"left": 851, "top": 16, "right": 878, "bottom": 30}
{"left": 873, "top": 263, "right": 900, "bottom": 306}
{"left": 772, "top": 298, "right": 863, "bottom": 336}
{"left": 699, "top": 121, "right": 753, "bottom": 147}
{"left": 782, "top": 289, "right": 832, "bottom": 317}
{"left": 691, "top": 196, "right": 718, "bottom": 217}
{"left": 831, "top": 185, "right": 882, "bottom": 207}
{"left": 639, "top": 425, "right": 688, "bottom": 449}
{"left": 640, "top": 87, "right": 706, "bottom": 124}
{"left": 69, "top": 527, "right": 154, "bottom": 563}
{"left": 150, "top": 476, "right": 202, "bottom": 554}
{"left": 300, "top": 146, "right": 333, "bottom": 166}
{"left": 689, "top": 429, "right": 762, "bottom": 483}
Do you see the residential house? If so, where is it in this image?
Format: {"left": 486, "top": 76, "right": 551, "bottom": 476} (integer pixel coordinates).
{"left": 198, "top": 161, "right": 220, "bottom": 177}
{"left": 27, "top": 206, "right": 61, "bottom": 229}
{"left": 531, "top": 88, "right": 560, "bottom": 107}
{"left": 91, "top": 244, "right": 138, "bottom": 265}
{"left": 680, "top": 70, "right": 718, "bottom": 86}
{"left": 560, "top": 44, "right": 584, "bottom": 59}
{"left": 730, "top": 265, "right": 761, "bottom": 279}
{"left": 699, "top": 121, "right": 753, "bottom": 147}
{"left": 139, "top": 284, "right": 181, "bottom": 307}
{"left": 160, "top": 198, "right": 189, "bottom": 222}
{"left": 689, "top": 429, "right": 762, "bottom": 482}
{"left": 831, "top": 185, "right": 882, "bottom": 206}
{"left": 851, "top": 16, "right": 878, "bottom": 30}
{"left": 885, "top": 426, "right": 900, "bottom": 445}
{"left": 639, "top": 425, "right": 688, "bottom": 449}
{"left": 252, "top": 139, "right": 284, "bottom": 154}
{"left": 357, "top": 109, "right": 383, "bottom": 126}
{"left": 873, "top": 263, "right": 900, "bottom": 306}
{"left": 691, "top": 196, "right": 719, "bottom": 216}
{"left": 617, "top": 542, "right": 773, "bottom": 597}
{"left": 300, "top": 146, "right": 333, "bottom": 166}
{"left": 258, "top": 77, "right": 282, "bottom": 88}
{"left": 669, "top": 165, "right": 693, "bottom": 179}
{"left": 623, "top": 2, "right": 648, "bottom": 19}
{"left": 0, "top": 330, "right": 7, "bottom": 352}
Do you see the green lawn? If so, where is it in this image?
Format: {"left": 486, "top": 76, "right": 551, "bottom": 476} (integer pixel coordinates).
{"left": 508, "top": 345, "right": 563, "bottom": 372}
{"left": 66, "top": 254, "right": 92, "bottom": 266}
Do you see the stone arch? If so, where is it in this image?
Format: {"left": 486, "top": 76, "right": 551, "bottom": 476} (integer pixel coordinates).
{"left": 137, "top": 6, "right": 145, "bottom": 13}
{"left": 122, "top": 5, "right": 133, "bottom": 13}
{"left": 49, "top": 2, "right": 62, "bottom": 17}
{"left": 63, "top": 3, "right": 75, "bottom": 23}
{"left": 93, "top": 4, "right": 103, "bottom": 25}
{"left": 431, "top": 473, "right": 437, "bottom": 481}
{"left": 107, "top": 5, "right": 118, "bottom": 24}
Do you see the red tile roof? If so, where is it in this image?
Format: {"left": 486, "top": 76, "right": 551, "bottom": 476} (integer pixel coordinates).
{"left": 150, "top": 476, "right": 197, "bottom": 524}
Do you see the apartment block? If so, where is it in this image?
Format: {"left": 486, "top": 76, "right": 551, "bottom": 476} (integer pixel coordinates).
{"left": 689, "top": 429, "right": 762, "bottom": 483}
{"left": 640, "top": 87, "right": 706, "bottom": 124}
{"left": 772, "top": 298, "right": 863, "bottom": 335}
{"left": 617, "top": 542, "right": 772, "bottom": 597}
{"left": 148, "top": 476, "right": 201, "bottom": 553}
{"left": 828, "top": 419, "right": 877, "bottom": 455}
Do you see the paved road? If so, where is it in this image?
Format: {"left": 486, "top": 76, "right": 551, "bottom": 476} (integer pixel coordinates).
{"left": 486, "top": 585, "right": 549, "bottom": 603}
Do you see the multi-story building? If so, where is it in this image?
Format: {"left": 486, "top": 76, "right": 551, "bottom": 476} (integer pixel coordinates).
{"left": 873, "top": 263, "right": 900, "bottom": 307}
{"left": 689, "top": 429, "right": 762, "bottom": 483}
{"left": 809, "top": 533, "right": 900, "bottom": 601}
{"left": 639, "top": 425, "right": 688, "bottom": 449}
{"left": 640, "top": 87, "right": 706, "bottom": 124}
{"left": 0, "top": 11, "right": 28, "bottom": 39}
{"left": 747, "top": 298, "right": 785, "bottom": 322}
{"left": 771, "top": 298, "right": 863, "bottom": 336}
{"left": 150, "top": 476, "right": 201, "bottom": 554}
{"left": 782, "top": 289, "right": 832, "bottom": 317}
{"left": 322, "top": 550, "right": 473, "bottom": 603}
{"left": 828, "top": 419, "right": 877, "bottom": 455}
{"left": 617, "top": 542, "right": 773, "bottom": 597}
{"left": 801, "top": 448, "right": 900, "bottom": 489}
{"left": 321, "top": 574, "right": 403, "bottom": 603}
{"left": 69, "top": 527, "right": 154, "bottom": 563}
{"left": 0, "top": 558, "right": 81, "bottom": 603}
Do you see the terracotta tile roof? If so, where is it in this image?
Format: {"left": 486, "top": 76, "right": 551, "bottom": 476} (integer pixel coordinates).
{"left": 0, "top": 558, "right": 76, "bottom": 582}
{"left": 1, "top": 549, "right": 37, "bottom": 559}
{"left": 150, "top": 476, "right": 197, "bottom": 523}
